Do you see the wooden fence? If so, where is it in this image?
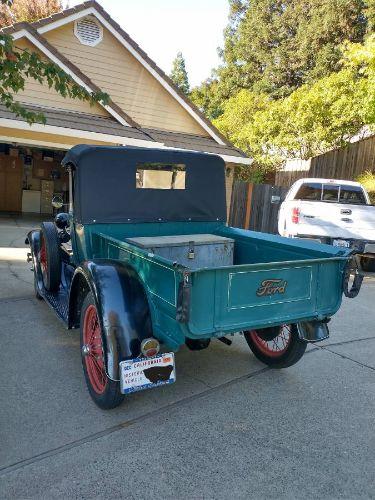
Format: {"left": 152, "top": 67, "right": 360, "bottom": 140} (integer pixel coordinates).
{"left": 275, "top": 134, "right": 375, "bottom": 187}
{"left": 230, "top": 181, "right": 288, "bottom": 233}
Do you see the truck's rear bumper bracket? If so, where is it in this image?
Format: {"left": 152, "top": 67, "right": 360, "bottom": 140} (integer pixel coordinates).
{"left": 297, "top": 321, "right": 329, "bottom": 342}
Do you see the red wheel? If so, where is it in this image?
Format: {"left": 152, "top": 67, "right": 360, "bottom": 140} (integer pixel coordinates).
{"left": 80, "top": 292, "right": 124, "bottom": 409}
{"left": 244, "top": 324, "right": 307, "bottom": 368}
{"left": 249, "top": 324, "right": 292, "bottom": 358}
{"left": 82, "top": 304, "right": 107, "bottom": 394}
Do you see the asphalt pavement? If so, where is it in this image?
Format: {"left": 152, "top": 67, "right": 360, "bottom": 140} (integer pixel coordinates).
{"left": 0, "top": 214, "right": 374, "bottom": 499}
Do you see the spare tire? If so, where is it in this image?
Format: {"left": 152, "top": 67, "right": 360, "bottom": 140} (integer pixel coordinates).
{"left": 39, "top": 222, "right": 61, "bottom": 292}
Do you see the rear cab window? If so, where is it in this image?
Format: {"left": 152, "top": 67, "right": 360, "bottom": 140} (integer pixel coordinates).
{"left": 339, "top": 185, "right": 367, "bottom": 205}
{"left": 136, "top": 163, "right": 186, "bottom": 190}
{"left": 294, "top": 182, "right": 367, "bottom": 205}
{"left": 294, "top": 183, "right": 322, "bottom": 201}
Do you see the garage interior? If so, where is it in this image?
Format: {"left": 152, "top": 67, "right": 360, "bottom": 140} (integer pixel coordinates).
{"left": 0, "top": 142, "right": 68, "bottom": 215}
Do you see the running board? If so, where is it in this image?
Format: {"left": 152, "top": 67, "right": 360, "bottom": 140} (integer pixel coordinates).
{"left": 39, "top": 285, "right": 69, "bottom": 325}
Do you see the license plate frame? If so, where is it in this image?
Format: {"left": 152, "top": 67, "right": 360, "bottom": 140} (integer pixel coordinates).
{"left": 333, "top": 239, "right": 350, "bottom": 248}
{"left": 119, "top": 353, "right": 176, "bottom": 394}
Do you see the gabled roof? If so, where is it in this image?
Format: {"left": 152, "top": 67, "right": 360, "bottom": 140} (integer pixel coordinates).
{"left": 3, "top": 0, "right": 231, "bottom": 146}
{"left": 1, "top": 1, "right": 251, "bottom": 163}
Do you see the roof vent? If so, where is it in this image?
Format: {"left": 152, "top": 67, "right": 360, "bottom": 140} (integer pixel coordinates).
{"left": 74, "top": 17, "right": 103, "bottom": 46}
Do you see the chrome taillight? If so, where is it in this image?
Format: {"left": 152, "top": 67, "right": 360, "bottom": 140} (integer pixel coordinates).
{"left": 140, "top": 338, "right": 160, "bottom": 358}
{"left": 291, "top": 207, "right": 300, "bottom": 224}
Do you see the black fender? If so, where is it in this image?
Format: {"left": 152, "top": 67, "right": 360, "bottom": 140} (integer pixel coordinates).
{"left": 26, "top": 228, "right": 41, "bottom": 254}
{"left": 68, "top": 260, "right": 152, "bottom": 381}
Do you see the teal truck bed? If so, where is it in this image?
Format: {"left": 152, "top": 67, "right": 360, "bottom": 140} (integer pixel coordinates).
{"left": 88, "top": 221, "right": 349, "bottom": 351}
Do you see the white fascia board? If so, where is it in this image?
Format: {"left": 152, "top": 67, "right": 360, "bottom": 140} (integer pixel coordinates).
{"left": 10, "top": 27, "right": 131, "bottom": 127}
{"left": 218, "top": 155, "right": 252, "bottom": 165}
{"left": 11, "top": 29, "right": 30, "bottom": 41}
{"left": 35, "top": 7, "right": 226, "bottom": 145}
{"left": 37, "top": 8, "right": 96, "bottom": 34}
{"left": 0, "top": 135, "right": 70, "bottom": 150}
{"left": 0, "top": 118, "right": 252, "bottom": 164}
{"left": 0, "top": 118, "right": 163, "bottom": 147}
{"left": 155, "top": 144, "right": 252, "bottom": 165}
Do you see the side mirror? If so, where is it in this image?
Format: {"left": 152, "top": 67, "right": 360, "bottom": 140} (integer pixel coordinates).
{"left": 52, "top": 195, "right": 64, "bottom": 209}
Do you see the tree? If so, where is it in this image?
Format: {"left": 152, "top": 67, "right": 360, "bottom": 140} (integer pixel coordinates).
{"left": 0, "top": 0, "right": 63, "bottom": 28}
{"left": 365, "top": 0, "right": 375, "bottom": 32}
{"left": 194, "top": 0, "right": 370, "bottom": 119}
{"left": 214, "top": 35, "right": 375, "bottom": 177}
{"left": 190, "top": 76, "right": 223, "bottom": 119}
{"left": 169, "top": 52, "right": 190, "bottom": 95}
{"left": 0, "top": 0, "right": 109, "bottom": 124}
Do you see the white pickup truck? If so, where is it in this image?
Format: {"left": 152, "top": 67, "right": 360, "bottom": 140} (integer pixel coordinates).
{"left": 278, "top": 178, "right": 375, "bottom": 271}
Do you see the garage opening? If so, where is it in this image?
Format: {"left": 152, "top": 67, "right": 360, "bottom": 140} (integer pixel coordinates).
{"left": 0, "top": 143, "right": 68, "bottom": 215}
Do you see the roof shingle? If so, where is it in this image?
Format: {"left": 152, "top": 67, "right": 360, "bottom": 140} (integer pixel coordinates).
{"left": 0, "top": 105, "right": 247, "bottom": 159}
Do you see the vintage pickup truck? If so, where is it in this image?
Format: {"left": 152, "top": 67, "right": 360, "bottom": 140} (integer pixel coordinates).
{"left": 26, "top": 146, "right": 361, "bottom": 409}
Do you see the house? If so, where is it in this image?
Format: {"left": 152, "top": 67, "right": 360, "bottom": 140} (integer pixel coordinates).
{"left": 0, "top": 0, "right": 250, "bottom": 215}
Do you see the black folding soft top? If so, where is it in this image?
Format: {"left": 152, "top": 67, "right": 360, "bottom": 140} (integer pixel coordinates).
{"left": 62, "top": 145, "right": 227, "bottom": 224}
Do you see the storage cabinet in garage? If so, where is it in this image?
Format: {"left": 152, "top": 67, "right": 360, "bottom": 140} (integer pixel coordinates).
{"left": 0, "top": 156, "right": 23, "bottom": 212}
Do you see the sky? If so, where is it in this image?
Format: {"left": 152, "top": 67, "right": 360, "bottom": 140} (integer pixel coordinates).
{"left": 69, "top": 0, "right": 229, "bottom": 87}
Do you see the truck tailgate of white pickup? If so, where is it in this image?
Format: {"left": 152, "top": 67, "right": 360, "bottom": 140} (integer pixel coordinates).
{"left": 287, "top": 200, "right": 375, "bottom": 241}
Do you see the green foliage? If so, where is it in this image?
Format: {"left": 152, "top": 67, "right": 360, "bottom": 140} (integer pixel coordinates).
{"left": 169, "top": 52, "right": 189, "bottom": 95}
{"left": 0, "top": 0, "right": 63, "bottom": 28}
{"left": 194, "top": 0, "right": 371, "bottom": 119}
{"left": 365, "top": 0, "right": 375, "bottom": 31}
{"left": 190, "top": 77, "right": 223, "bottom": 119}
{"left": 0, "top": 33, "right": 109, "bottom": 124}
{"left": 356, "top": 170, "right": 375, "bottom": 202}
{"left": 225, "top": 0, "right": 367, "bottom": 96}
{"left": 214, "top": 35, "right": 375, "bottom": 173}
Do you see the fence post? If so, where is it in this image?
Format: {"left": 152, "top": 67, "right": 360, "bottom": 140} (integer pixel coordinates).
{"left": 244, "top": 183, "right": 253, "bottom": 229}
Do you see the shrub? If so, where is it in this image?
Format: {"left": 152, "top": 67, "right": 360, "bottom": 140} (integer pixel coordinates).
{"left": 356, "top": 170, "right": 375, "bottom": 203}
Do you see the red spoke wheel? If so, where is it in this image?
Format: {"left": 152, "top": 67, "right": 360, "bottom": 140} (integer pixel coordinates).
{"left": 83, "top": 304, "right": 107, "bottom": 394}
{"left": 244, "top": 324, "right": 307, "bottom": 368}
{"left": 80, "top": 292, "right": 124, "bottom": 409}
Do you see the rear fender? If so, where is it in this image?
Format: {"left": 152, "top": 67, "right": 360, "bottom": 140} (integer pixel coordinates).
{"left": 68, "top": 260, "right": 152, "bottom": 381}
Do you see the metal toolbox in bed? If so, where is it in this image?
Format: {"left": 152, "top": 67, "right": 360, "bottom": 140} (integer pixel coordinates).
{"left": 126, "top": 234, "right": 234, "bottom": 269}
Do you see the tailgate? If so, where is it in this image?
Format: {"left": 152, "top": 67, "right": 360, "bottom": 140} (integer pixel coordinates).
{"left": 297, "top": 201, "right": 375, "bottom": 240}
{"left": 188, "top": 257, "right": 347, "bottom": 335}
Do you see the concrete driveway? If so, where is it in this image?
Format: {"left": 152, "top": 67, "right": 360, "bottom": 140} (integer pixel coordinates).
{"left": 0, "top": 214, "right": 374, "bottom": 499}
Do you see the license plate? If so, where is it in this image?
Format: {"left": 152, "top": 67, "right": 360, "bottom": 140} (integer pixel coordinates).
{"left": 120, "top": 353, "right": 176, "bottom": 394}
{"left": 333, "top": 239, "right": 350, "bottom": 248}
